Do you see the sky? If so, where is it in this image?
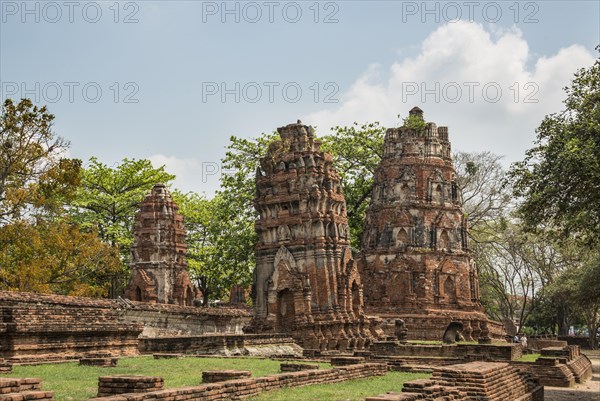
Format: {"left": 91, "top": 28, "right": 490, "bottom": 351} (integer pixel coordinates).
{"left": 2, "top": 0, "right": 599, "bottom": 194}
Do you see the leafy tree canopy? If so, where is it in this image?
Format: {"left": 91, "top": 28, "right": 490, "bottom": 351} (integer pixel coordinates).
{"left": 0, "top": 219, "right": 120, "bottom": 296}
{"left": 510, "top": 51, "right": 600, "bottom": 245}
{"left": 0, "top": 98, "right": 80, "bottom": 222}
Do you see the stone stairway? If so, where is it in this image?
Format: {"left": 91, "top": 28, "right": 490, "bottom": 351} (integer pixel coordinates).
{"left": 366, "top": 361, "right": 543, "bottom": 401}
{"left": 0, "top": 378, "right": 54, "bottom": 401}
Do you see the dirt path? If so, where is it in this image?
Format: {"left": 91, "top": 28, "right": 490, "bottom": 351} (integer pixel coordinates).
{"left": 544, "top": 350, "right": 600, "bottom": 401}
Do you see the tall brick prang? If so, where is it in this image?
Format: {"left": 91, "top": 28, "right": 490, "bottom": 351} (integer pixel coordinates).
{"left": 358, "top": 107, "right": 504, "bottom": 340}
{"left": 248, "top": 121, "right": 382, "bottom": 350}
{"left": 124, "top": 183, "right": 195, "bottom": 306}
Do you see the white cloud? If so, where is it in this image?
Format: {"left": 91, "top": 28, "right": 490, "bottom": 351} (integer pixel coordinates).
{"left": 149, "top": 154, "right": 221, "bottom": 195}
{"left": 305, "top": 21, "right": 595, "bottom": 163}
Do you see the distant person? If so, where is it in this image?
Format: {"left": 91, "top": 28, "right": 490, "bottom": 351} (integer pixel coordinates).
{"left": 514, "top": 334, "right": 520, "bottom": 343}
{"left": 520, "top": 334, "right": 528, "bottom": 348}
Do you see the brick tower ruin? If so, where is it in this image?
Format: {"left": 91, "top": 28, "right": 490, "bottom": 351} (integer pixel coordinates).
{"left": 358, "top": 107, "right": 503, "bottom": 340}
{"left": 124, "top": 183, "right": 195, "bottom": 306}
{"left": 249, "top": 121, "right": 382, "bottom": 350}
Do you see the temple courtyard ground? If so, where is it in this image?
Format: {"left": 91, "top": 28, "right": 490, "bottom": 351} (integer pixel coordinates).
{"left": 545, "top": 350, "right": 599, "bottom": 401}
{"left": 4, "top": 356, "right": 427, "bottom": 401}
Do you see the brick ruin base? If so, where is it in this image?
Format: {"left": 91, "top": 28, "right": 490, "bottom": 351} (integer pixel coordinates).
{"left": 88, "top": 363, "right": 387, "bottom": 401}
{"left": 528, "top": 338, "right": 568, "bottom": 351}
{"left": 367, "top": 361, "right": 543, "bottom": 401}
{"left": 97, "top": 376, "right": 164, "bottom": 397}
{"left": 0, "top": 291, "right": 252, "bottom": 363}
{"left": 139, "top": 333, "right": 303, "bottom": 357}
{"left": 370, "top": 341, "right": 523, "bottom": 361}
{"left": 374, "top": 311, "right": 506, "bottom": 341}
{"left": 0, "top": 360, "right": 12, "bottom": 374}
{"left": 511, "top": 345, "right": 593, "bottom": 387}
{"left": 280, "top": 363, "right": 320, "bottom": 372}
{"left": 0, "top": 292, "right": 142, "bottom": 364}
{"left": 0, "top": 378, "right": 54, "bottom": 401}
{"left": 79, "top": 357, "right": 118, "bottom": 367}
{"left": 202, "top": 370, "right": 252, "bottom": 383}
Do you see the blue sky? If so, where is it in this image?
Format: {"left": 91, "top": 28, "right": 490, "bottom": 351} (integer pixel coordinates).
{"left": 2, "top": 1, "right": 599, "bottom": 194}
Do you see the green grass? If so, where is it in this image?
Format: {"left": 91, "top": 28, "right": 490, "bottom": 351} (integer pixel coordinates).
{"left": 517, "top": 353, "right": 541, "bottom": 362}
{"left": 7, "top": 356, "right": 330, "bottom": 401}
{"left": 248, "top": 371, "right": 431, "bottom": 401}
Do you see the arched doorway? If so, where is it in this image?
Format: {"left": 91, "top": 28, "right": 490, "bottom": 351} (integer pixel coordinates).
{"left": 276, "top": 289, "right": 296, "bottom": 332}
{"left": 135, "top": 286, "right": 143, "bottom": 302}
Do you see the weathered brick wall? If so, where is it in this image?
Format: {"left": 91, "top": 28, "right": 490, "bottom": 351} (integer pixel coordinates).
{"left": 0, "top": 291, "right": 251, "bottom": 363}
{"left": 558, "top": 335, "right": 593, "bottom": 348}
{"left": 97, "top": 376, "right": 164, "bottom": 397}
{"left": 0, "top": 291, "right": 142, "bottom": 363}
{"left": 528, "top": 338, "right": 568, "bottom": 351}
{"left": 88, "top": 363, "right": 387, "bottom": 401}
{"left": 370, "top": 341, "right": 522, "bottom": 361}
{"left": 138, "top": 334, "right": 302, "bottom": 356}
{"left": 512, "top": 345, "right": 593, "bottom": 387}
{"left": 0, "top": 360, "right": 12, "bottom": 374}
{"left": 121, "top": 303, "right": 252, "bottom": 337}
{"left": 202, "top": 370, "right": 252, "bottom": 383}
{"left": 280, "top": 363, "right": 320, "bottom": 372}
{"left": 0, "top": 377, "right": 53, "bottom": 400}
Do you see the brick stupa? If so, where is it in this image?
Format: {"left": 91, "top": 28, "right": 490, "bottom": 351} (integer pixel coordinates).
{"left": 248, "top": 121, "right": 383, "bottom": 350}
{"left": 124, "top": 183, "right": 195, "bottom": 306}
{"left": 358, "top": 108, "right": 504, "bottom": 340}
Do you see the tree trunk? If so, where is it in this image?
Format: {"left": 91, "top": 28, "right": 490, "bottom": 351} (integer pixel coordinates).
{"left": 202, "top": 288, "right": 210, "bottom": 307}
{"left": 556, "top": 303, "right": 570, "bottom": 336}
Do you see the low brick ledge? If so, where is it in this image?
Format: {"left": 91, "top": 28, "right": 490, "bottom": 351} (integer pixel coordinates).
{"left": 97, "top": 376, "right": 164, "bottom": 397}
{"left": 87, "top": 363, "right": 387, "bottom": 401}
{"left": 202, "top": 370, "right": 252, "bottom": 383}
{"left": 80, "top": 358, "right": 118, "bottom": 367}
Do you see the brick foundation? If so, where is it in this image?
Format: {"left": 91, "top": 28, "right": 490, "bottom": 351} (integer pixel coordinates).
{"left": 97, "top": 376, "right": 164, "bottom": 397}
{"left": 367, "top": 361, "right": 543, "bottom": 401}
{"left": 139, "top": 333, "right": 302, "bottom": 357}
{"left": 202, "top": 370, "right": 252, "bottom": 383}
{"left": 370, "top": 341, "right": 522, "bottom": 361}
{"left": 280, "top": 363, "right": 320, "bottom": 372}
{"left": 80, "top": 358, "right": 118, "bottom": 367}
{"left": 331, "top": 356, "right": 365, "bottom": 366}
{"left": 0, "top": 291, "right": 142, "bottom": 364}
{"left": 88, "top": 363, "right": 387, "bottom": 401}
{"left": 0, "top": 378, "right": 53, "bottom": 400}
{"left": 0, "top": 361, "right": 12, "bottom": 374}
{"left": 511, "top": 345, "right": 593, "bottom": 387}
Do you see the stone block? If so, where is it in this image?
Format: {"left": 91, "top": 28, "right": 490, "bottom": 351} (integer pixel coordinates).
{"left": 202, "top": 370, "right": 252, "bottom": 383}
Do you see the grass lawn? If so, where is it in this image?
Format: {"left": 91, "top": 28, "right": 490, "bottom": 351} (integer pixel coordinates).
{"left": 7, "top": 356, "right": 330, "bottom": 401}
{"left": 248, "top": 371, "right": 431, "bottom": 401}
{"left": 517, "top": 353, "right": 541, "bottom": 362}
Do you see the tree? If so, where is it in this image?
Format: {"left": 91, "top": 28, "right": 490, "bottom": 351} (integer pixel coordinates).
{"left": 454, "top": 151, "right": 513, "bottom": 239}
{"left": 174, "top": 191, "right": 254, "bottom": 306}
{"left": 0, "top": 219, "right": 120, "bottom": 296}
{"left": 70, "top": 157, "right": 174, "bottom": 295}
{"left": 510, "top": 51, "right": 600, "bottom": 245}
{"left": 0, "top": 98, "right": 80, "bottom": 222}
{"left": 320, "top": 122, "right": 385, "bottom": 250}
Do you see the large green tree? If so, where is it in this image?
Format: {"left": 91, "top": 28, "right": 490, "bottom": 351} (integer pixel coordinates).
{"left": 0, "top": 217, "right": 120, "bottom": 297}
{"left": 0, "top": 98, "right": 80, "bottom": 222}
{"left": 511, "top": 52, "right": 600, "bottom": 245}
{"left": 173, "top": 191, "right": 254, "bottom": 306}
